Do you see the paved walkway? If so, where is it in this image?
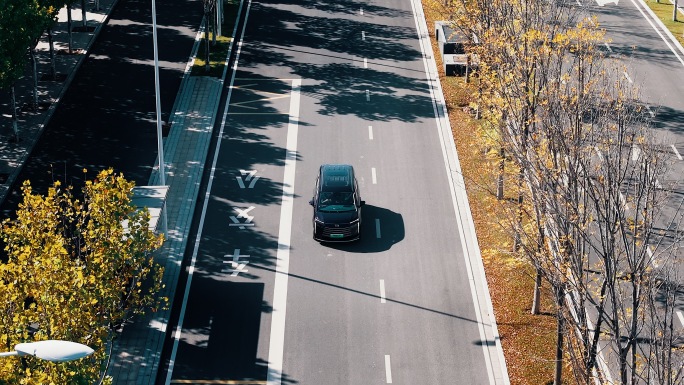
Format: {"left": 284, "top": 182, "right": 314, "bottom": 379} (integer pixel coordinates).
{"left": 108, "top": 76, "right": 224, "bottom": 385}
{"left": 0, "top": 2, "right": 227, "bottom": 385}
{"left": 0, "top": 0, "right": 118, "bottom": 203}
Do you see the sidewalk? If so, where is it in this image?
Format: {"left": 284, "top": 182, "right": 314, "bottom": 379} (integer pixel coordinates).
{"left": 108, "top": 75, "right": 223, "bottom": 385}
{"left": 0, "top": 2, "right": 227, "bottom": 385}
{"left": 0, "top": 0, "right": 118, "bottom": 204}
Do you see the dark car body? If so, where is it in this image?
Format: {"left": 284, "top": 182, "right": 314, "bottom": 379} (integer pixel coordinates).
{"left": 309, "top": 164, "right": 365, "bottom": 242}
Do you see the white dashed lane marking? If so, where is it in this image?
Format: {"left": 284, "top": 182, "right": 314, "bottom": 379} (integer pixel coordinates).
{"left": 385, "top": 355, "right": 393, "bottom": 383}
{"left": 671, "top": 144, "right": 683, "bottom": 160}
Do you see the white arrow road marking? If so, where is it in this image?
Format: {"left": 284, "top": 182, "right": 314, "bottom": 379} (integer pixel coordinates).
{"left": 229, "top": 206, "right": 255, "bottom": 229}
{"left": 223, "top": 249, "right": 250, "bottom": 276}
{"left": 236, "top": 169, "right": 260, "bottom": 188}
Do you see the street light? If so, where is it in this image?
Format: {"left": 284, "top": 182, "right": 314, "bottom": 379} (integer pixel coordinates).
{"left": 151, "top": 0, "right": 166, "bottom": 186}
{"left": 0, "top": 340, "right": 94, "bottom": 362}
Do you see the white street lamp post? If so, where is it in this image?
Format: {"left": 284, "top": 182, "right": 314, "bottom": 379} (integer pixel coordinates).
{"left": 151, "top": 0, "right": 166, "bottom": 186}
{"left": 0, "top": 340, "right": 94, "bottom": 362}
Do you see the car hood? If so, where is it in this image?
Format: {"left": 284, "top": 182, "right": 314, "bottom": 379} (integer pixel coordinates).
{"left": 316, "top": 209, "right": 359, "bottom": 224}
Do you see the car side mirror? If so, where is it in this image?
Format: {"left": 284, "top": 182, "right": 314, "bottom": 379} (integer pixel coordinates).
{"left": 309, "top": 199, "right": 314, "bottom": 206}
{"left": 360, "top": 200, "right": 366, "bottom": 207}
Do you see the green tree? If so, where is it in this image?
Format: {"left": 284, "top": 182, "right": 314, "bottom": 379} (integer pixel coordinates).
{"left": 0, "top": 169, "right": 166, "bottom": 384}
{"left": 0, "top": 0, "right": 48, "bottom": 141}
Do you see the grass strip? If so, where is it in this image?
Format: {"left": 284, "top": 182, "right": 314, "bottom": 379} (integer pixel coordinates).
{"left": 191, "top": 0, "right": 240, "bottom": 77}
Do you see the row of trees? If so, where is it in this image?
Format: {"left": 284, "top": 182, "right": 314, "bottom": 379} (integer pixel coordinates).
{"left": 435, "top": 0, "right": 683, "bottom": 383}
{"left": 0, "top": 169, "right": 166, "bottom": 384}
{"left": 1, "top": 0, "right": 91, "bottom": 142}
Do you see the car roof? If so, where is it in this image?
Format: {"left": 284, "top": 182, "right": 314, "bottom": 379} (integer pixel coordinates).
{"left": 319, "top": 164, "right": 355, "bottom": 192}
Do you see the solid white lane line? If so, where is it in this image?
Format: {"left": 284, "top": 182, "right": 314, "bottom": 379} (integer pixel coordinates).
{"left": 624, "top": 72, "right": 633, "bottom": 83}
{"left": 375, "top": 219, "right": 381, "bottom": 238}
{"left": 368, "top": 125, "right": 373, "bottom": 140}
{"left": 163, "top": 0, "right": 250, "bottom": 383}
{"left": 384, "top": 355, "right": 393, "bottom": 383}
{"left": 379, "top": 279, "right": 386, "bottom": 303}
{"left": 409, "top": 0, "right": 508, "bottom": 382}
{"left": 364, "top": 58, "right": 368, "bottom": 68}
{"left": 671, "top": 144, "right": 683, "bottom": 160}
{"left": 366, "top": 90, "right": 370, "bottom": 101}
{"left": 266, "top": 78, "right": 301, "bottom": 385}
{"left": 372, "top": 167, "right": 377, "bottom": 184}
{"left": 677, "top": 311, "right": 684, "bottom": 327}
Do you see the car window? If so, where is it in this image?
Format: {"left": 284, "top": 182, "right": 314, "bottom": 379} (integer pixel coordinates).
{"left": 318, "top": 192, "right": 355, "bottom": 210}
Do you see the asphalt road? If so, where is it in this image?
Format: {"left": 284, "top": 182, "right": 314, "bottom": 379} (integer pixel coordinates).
{"left": 0, "top": 0, "right": 203, "bottom": 216}
{"left": 160, "top": 0, "right": 505, "bottom": 384}
{"left": 589, "top": 0, "right": 684, "bottom": 317}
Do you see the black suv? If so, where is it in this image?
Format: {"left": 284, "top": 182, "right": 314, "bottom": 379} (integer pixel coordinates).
{"left": 309, "top": 164, "right": 365, "bottom": 242}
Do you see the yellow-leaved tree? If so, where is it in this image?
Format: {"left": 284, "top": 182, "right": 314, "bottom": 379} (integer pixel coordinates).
{"left": 0, "top": 169, "right": 165, "bottom": 384}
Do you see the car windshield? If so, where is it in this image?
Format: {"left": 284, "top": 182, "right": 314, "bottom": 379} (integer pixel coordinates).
{"left": 318, "top": 192, "right": 355, "bottom": 211}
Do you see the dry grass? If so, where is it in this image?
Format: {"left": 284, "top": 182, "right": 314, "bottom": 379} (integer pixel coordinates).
{"left": 422, "top": 4, "right": 574, "bottom": 385}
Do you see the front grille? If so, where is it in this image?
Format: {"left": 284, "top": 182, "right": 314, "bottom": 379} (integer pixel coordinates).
{"left": 316, "top": 222, "right": 359, "bottom": 238}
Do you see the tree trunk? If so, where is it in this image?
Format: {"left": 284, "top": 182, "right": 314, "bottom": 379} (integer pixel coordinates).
{"left": 30, "top": 45, "right": 38, "bottom": 111}
{"left": 465, "top": 54, "right": 471, "bottom": 83}
{"left": 67, "top": 3, "right": 74, "bottom": 53}
{"left": 204, "top": 15, "right": 211, "bottom": 72}
{"left": 531, "top": 267, "right": 542, "bottom": 315}
{"left": 212, "top": 7, "right": 217, "bottom": 45}
{"left": 81, "top": 0, "right": 88, "bottom": 27}
{"left": 674, "top": 0, "right": 679, "bottom": 21}
{"left": 48, "top": 28, "right": 57, "bottom": 79}
{"left": 216, "top": 0, "right": 222, "bottom": 37}
{"left": 497, "top": 146, "right": 504, "bottom": 200}
{"left": 10, "top": 86, "right": 19, "bottom": 142}
{"left": 554, "top": 286, "right": 564, "bottom": 385}
{"left": 514, "top": 169, "right": 523, "bottom": 251}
